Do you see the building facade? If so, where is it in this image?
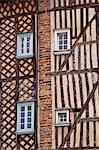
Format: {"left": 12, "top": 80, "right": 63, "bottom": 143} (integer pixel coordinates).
{"left": 0, "top": 0, "right": 99, "bottom": 149}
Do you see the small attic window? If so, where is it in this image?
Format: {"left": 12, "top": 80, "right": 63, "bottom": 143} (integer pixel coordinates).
{"left": 54, "top": 29, "right": 70, "bottom": 55}
{"left": 17, "top": 32, "right": 33, "bottom": 59}
{"left": 56, "top": 109, "right": 70, "bottom": 126}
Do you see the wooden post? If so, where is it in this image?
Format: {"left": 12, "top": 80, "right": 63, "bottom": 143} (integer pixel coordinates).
{"left": 96, "top": 7, "right": 99, "bottom": 67}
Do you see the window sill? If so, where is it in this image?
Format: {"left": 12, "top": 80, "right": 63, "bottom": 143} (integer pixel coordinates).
{"left": 55, "top": 123, "right": 70, "bottom": 127}
{"left": 16, "top": 130, "right": 35, "bottom": 135}
{"left": 54, "top": 50, "right": 71, "bottom": 55}
{"left": 16, "top": 54, "right": 33, "bottom": 59}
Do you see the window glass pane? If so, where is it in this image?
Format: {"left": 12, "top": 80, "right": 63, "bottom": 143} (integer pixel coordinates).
{"left": 27, "top": 36, "right": 30, "bottom": 53}
{"left": 59, "top": 46, "right": 62, "bottom": 50}
{"left": 28, "top": 106, "right": 31, "bottom": 111}
{"left": 21, "top": 38, "right": 24, "bottom": 54}
{"left": 64, "top": 34, "right": 67, "bottom": 39}
{"left": 27, "top": 48, "right": 30, "bottom": 53}
{"left": 21, "top": 118, "right": 25, "bottom": 123}
{"left": 27, "top": 123, "right": 31, "bottom": 128}
{"left": 28, "top": 112, "right": 31, "bottom": 116}
{"left": 27, "top": 42, "right": 30, "bottom": 46}
{"left": 59, "top": 40, "right": 63, "bottom": 45}
{"left": 58, "top": 113, "right": 67, "bottom": 123}
{"left": 21, "top": 106, "right": 25, "bottom": 111}
{"left": 60, "top": 118, "right": 63, "bottom": 122}
{"left": 21, "top": 124, "right": 24, "bottom": 129}
{"left": 64, "top": 45, "right": 67, "bottom": 50}
{"left": 59, "top": 35, "right": 62, "bottom": 39}
{"left": 28, "top": 118, "right": 31, "bottom": 122}
{"left": 64, "top": 40, "right": 67, "bottom": 44}
{"left": 64, "top": 118, "right": 67, "bottom": 122}
{"left": 21, "top": 37, "right": 24, "bottom": 42}
{"left": 27, "top": 36, "right": 30, "bottom": 41}
{"left": 21, "top": 112, "right": 25, "bottom": 117}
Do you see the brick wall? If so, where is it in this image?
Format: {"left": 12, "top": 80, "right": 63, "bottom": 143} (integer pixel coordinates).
{"left": 38, "top": 0, "right": 52, "bottom": 149}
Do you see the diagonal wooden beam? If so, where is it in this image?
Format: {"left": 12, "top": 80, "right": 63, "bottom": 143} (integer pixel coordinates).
{"left": 58, "top": 79, "right": 99, "bottom": 149}
{"left": 69, "top": 0, "right": 76, "bottom": 5}
{"left": 59, "top": 14, "right": 96, "bottom": 71}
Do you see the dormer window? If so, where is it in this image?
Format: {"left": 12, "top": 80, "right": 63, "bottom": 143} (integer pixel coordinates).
{"left": 17, "top": 32, "right": 33, "bottom": 59}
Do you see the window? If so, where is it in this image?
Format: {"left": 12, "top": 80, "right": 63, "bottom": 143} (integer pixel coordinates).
{"left": 17, "top": 32, "right": 33, "bottom": 59}
{"left": 56, "top": 109, "right": 70, "bottom": 126}
{"left": 54, "top": 29, "right": 70, "bottom": 54}
{"left": 17, "top": 101, "right": 35, "bottom": 135}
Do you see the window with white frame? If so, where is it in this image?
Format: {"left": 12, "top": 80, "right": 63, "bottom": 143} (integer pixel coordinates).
{"left": 54, "top": 29, "right": 70, "bottom": 53}
{"left": 17, "top": 32, "right": 33, "bottom": 59}
{"left": 17, "top": 101, "right": 35, "bottom": 135}
{"left": 56, "top": 109, "right": 70, "bottom": 126}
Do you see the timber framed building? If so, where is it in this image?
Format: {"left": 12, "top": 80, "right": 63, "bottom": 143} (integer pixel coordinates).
{"left": 0, "top": 0, "right": 99, "bottom": 149}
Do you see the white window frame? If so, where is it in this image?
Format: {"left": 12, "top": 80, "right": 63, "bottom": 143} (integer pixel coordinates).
{"left": 17, "top": 32, "right": 33, "bottom": 59}
{"left": 16, "top": 101, "right": 35, "bottom": 135}
{"left": 55, "top": 109, "right": 70, "bottom": 126}
{"left": 54, "top": 28, "right": 70, "bottom": 55}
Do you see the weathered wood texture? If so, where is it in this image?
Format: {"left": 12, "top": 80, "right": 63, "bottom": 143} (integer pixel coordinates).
{"left": 0, "top": 0, "right": 36, "bottom": 149}
{"left": 50, "top": 0, "right": 99, "bottom": 149}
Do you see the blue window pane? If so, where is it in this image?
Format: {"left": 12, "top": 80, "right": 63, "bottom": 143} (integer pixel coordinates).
{"left": 28, "top": 106, "right": 31, "bottom": 111}
{"left": 59, "top": 46, "right": 62, "bottom": 50}
{"left": 59, "top": 35, "right": 62, "bottom": 39}
{"left": 27, "top": 48, "right": 30, "bottom": 53}
{"left": 21, "top": 118, "right": 24, "bottom": 123}
{"left": 21, "top": 107, "right": 25, "bottom": 111}
{"left": 27, "top": 37, "right": 30, "bottom": 41}
{"left": 59, "top": 40, "right": 62, "bottom": 44}
{"left": 28, "top": 112, "right": 31, "bottom": 116}
{"left": 64, "top": 40, "right": 67, "bottom": 44}
{"left": 27, "top": 43, "right": 30, "bottom": 47}
{"left": 21, "top": 113, "right": 25, "bottom": 117}
{"left": 21, "top": 38, "right": 24, "bottom": 42}
{"left": 64, "top": 34, "right": 67, "bottom": 39}
{"left": 27, "top": 124, "right": 31, "bottom": 128}
{"left": 21, "top": 124, "right": 24, "bottom": 129}
{"left": 22, "top": 43, "right": 24, "bottom": 47}
{"left": 28, "top": 118, "right": 31, "bottom": 122}
{"left": 21, "top": 48, "right": 24, "bottom": 54}
{"left": 64, "top": 45, "right": 67, "bottom": 49}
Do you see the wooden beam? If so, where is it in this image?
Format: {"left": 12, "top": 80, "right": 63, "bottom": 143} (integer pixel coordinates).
{"left": 52, "top": 147, "right": 99, "bottom": 150}
{"left": 0, "top": 75, "right": 34, "bottom": 83}
{"left": 58, "top": 80, "right": 99, "bottom": 149}
{"left": 96, "top": 7, "right": 99, "bottom": 69}
{"left": 69, "top": 0, "right": 76, "bottom": 5}
{"left": 38, "top": 3, "right": 99, "bottom": 14}
{"left": 59, "top": 14, "right": 96, "bottom": 71}
{"left": 49, "top": 68, "right": 99, "bottom": 76}
{"left": 77, "top": 117, "right": 99, "bottom": 123}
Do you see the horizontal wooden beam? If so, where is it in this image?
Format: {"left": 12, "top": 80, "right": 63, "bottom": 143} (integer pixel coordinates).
{"left": 0, "top": 75, "right": 34, "bottom": 83}
{"left": 38, "top": 3, "right": 99, "bottom": 14}
{"left": 49, "top": 68, "right": 99, "bottom": 76}
{"left": 78, "top": 117, "right": 99, "bottom": 123}
{"left": 52, "top": 147, "right": 99, "bottom": 150}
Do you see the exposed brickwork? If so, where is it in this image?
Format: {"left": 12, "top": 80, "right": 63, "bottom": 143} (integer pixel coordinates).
{"left": 38, "top": 0, "right": 52, "bottom": 149}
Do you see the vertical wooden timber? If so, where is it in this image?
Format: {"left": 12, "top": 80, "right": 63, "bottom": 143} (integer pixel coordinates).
{"left": 96, "top": 7, "right": 99, "bottom": 67}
